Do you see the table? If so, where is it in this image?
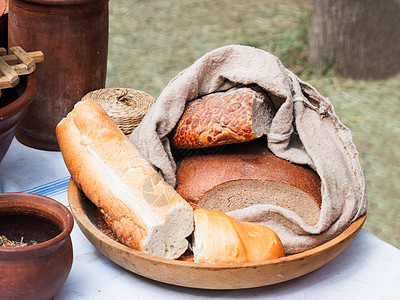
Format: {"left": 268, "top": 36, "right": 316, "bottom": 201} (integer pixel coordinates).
{"left": 1, "top": 138, "right": 399, "bottom": 299}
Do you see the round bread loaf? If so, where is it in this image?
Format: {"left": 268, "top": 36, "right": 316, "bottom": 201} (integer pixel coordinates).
{"left": 175, "top": 140, "right": 322, "bottom": 226}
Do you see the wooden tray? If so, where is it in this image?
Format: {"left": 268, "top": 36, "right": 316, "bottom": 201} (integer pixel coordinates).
{"left": 68, "top": 179, "right": 366, "bottom": 290}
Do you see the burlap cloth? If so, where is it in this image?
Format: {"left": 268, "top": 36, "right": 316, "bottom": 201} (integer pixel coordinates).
{"left": 130, "top": 45, "right": 367, "bottom": 254}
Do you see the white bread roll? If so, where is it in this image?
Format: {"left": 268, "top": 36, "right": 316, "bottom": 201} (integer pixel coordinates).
{"left": 192, "top": 209, "right": 285, "bottom": 264}
{"left": 56, "top": 98, "right": 194, "bottom": 259}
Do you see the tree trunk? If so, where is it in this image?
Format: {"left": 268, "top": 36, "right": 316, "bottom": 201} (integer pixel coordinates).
{"left": 308, "top": 0, "right": 400, "bottom": 80}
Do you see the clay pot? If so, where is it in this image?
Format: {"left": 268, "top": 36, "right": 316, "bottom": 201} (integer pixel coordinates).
{"left": 9, "top": 0, "right": 109, "bottom": 150}
{"left": 0, "top": 193, "right": 74, "bottom": 300}
{"left": 0, "top": 75, "right": 36, "bottom": 165}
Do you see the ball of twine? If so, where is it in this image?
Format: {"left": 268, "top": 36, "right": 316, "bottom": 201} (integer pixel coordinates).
{"left": 82, "top": 88, "right": 156, "bottom": 135}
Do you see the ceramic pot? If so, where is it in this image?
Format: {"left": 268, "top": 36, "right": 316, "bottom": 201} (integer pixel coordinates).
{"left": 0, "top": 192, "right": 74, "bottom": 300}
{"left": 8, "top": 0, "right": 109, "bottom": 150}
{"left": 0, "top": 75, "right": 36, "bottom": 165}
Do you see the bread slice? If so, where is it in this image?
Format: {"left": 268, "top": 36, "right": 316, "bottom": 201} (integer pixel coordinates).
{"left": 175, "top": 140, "right": 321, "bottom": 226}
{"left": 170, "top": 86, "right": 275, "bottom": 149}
{"left": 56, "top": 98, "right": 194, "bottom": 259}
{"left": 192, "top": 208, "right": 285, "bottom": 264}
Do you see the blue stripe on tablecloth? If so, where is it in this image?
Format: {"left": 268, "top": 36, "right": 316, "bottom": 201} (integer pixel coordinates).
{"left": 20, "top": 176, "right": 70, "bottom": 197}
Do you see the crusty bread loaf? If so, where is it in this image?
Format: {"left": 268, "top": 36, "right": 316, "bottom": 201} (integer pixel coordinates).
{"left": 56, "top": 98, "right": 194, "bottom": 259}
{"left": 175, "top": 140, "right": 322, "bottom": 226}
{"left": 192, "top": 208, "right": 285, "bottom": 264}
{"left": 170, "top": 86, "right": 275, "bottom": 149}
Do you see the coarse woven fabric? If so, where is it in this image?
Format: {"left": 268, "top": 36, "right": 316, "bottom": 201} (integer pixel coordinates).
{"left": 130, "top": 45, "right": 367, "bottom": 254}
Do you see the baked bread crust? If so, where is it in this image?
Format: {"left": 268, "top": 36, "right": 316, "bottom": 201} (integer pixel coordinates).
{"left": 170, "top": 87, "right": 275, "bottom": 149}
{"left": 192, "top": 208, "right": 285, "bottom": 264}
{"left": 175, "top": 141, "right": 322, "bottom": 226}
{"left": 56, "top": 98, "right": 194, "bottom": 259}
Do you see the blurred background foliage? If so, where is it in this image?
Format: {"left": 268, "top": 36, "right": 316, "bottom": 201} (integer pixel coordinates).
{"left": 106, "top": 0, "right": 400, "bottom": 249}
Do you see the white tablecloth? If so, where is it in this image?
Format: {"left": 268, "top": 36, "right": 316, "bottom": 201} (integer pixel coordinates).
{"left": 1, "top": 138, "right": 399, "bottom": 300}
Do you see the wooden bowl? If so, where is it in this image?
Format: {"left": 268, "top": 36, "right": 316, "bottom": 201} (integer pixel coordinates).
{"left": 68, "top": 179, "right": 366, "bottom": 290}
{"left": 0, "top": 192, "right": 74, "bottom": 300}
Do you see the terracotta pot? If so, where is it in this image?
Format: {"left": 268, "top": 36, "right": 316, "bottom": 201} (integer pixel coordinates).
{"left": 0, "top": 75, "right": 36, "bottom": 165}
{"left": 8, "top": 0, "right": 109, "bottom": 150}
{"left": 0, "top": 193, "right": 74, "bottom": 300}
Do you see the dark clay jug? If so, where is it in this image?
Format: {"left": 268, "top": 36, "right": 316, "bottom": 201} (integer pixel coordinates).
{"left": 8, "top": 0, "right": 109, "bottom": 150}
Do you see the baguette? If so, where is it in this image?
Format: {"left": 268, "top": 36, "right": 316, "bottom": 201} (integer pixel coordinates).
{"left": 192, "top": 209, "right": 285, "bottom": 264}
{"left": 170, "top": 86, "right": 275, "bottom": 149}
{"left": 56, "top": 98, "right": 194, "bottom": 259}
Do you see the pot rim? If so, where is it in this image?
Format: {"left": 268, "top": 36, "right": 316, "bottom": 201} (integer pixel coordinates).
{"left": 0, "top": 192, "right": 74, "bottom": 256}
{"left": 0, "top": 74, "right": 36, "bottom": 119}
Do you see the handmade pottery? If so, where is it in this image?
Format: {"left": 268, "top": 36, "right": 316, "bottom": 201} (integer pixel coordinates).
{"left": 0, "top": 75, "right": 36, "bottom": 165}
{"left": 9, "top": 0, "right": 109, "bottom": 150}
{"left": 0, "top": 193, "right": 74, "bottom": 300}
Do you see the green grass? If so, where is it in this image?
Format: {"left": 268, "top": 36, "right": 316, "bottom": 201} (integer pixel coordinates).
{"left": 311, "top": 75, "right": 400, "bottom": 248}
{"left": 107, "top": 0, "right": 313, "bottom": 96}
{"left": 107, "top": 0, "right": 400, "bottom": 249}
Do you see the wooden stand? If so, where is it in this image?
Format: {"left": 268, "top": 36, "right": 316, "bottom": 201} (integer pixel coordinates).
{"left": 0, "top": 46, "right": 43, "bottom": 97}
